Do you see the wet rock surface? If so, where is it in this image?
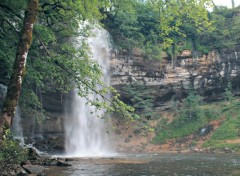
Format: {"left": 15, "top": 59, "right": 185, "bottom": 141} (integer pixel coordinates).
{"left": 0, "top": 162, "right": 23, "bottom": 176}
{"left": 22, "top": 165, "right": 45, "bottom": 174}
{"left": 0, "top": 147, "right": 71, "bottom": 176}
{"left": 31, "top": 135, "right": 65, "bottom": 153}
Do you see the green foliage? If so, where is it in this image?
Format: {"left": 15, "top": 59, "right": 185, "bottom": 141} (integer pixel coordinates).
{"left": 221, "top": 96, "right": 240, "bottom": 116}
{"left": 103, "top": 0, "right": 163, "bottom": 58}
{"left": 149, "top": 0, "right": 213, "bottom": 49}
{"left": 121, "top": 82, "right": 156, "bottom": 118}
{"left": 103, "top": 0, "right": 215, "bottom": 65}
{"left": 143, "top": 41, "right": 162, "bottom": 60}
{"left": 0, "top": 1, "right": 26, "bottom": 84}
{"left": 202, "top": 99, "right": 240, "bottom": 151}
{"left": 102, "top": 0, "right": 140, "bottom": 50}
{"left": 0, "top": 129, "right": 27, "bottom": 163}
{"left": 211, "top": 118, "right": 240, "bottom": 140}
{"left": 154, "top": 90, "right": 222, "bottom": 143}
{"left": 204, "top": 104, "right": 222, "bottom": 120}
{"left": 173, "top": 90, "right": 204, "bottom": 126}
{"left": 209, "top": 105, "right": 240, "bottom": 141}
{"left": 154, "top": 95, "right": 240, "bottom": 148}
{"left": 103, "top": 0, "right": 240, "bottom": 63}
{"left": 224, "top": 81, "right": 234, "bottom": 102}
{"left": 0, "top": 0, "right": 135, "bottom": 121}
{"left": 154, "top": 120, "right": 201, "bottom": 143}
{"left": 199, "top": 6, "right": 240, "bottom": 51}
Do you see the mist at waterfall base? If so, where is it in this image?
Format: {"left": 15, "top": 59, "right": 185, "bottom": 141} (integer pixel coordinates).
{"left": 64, "top": 27, "right": 115, "bottom": 157}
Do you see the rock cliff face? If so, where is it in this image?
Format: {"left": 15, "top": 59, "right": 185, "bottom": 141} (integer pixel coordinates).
{"left": 0, "top": 86, "right": 66, "bottom": 151}
{"left": 111, "top": 47, "right": 240, "bottom": 109}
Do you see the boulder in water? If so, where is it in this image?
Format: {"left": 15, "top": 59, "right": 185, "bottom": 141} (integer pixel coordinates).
{"left": 56, "top": 160, "right": 72, "bottom": 167}
{"left": 22, "top": 165, "right": 45, "bottom": 174}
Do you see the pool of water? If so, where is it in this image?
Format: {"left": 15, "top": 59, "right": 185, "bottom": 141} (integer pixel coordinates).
{"left": 44, "top": 153, "right": 240, "bottom": 176}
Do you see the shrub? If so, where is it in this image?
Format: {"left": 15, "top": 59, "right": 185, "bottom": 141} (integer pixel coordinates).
{"left": 210, "top": 117, "right": 240, "bottom": 140}
{"left": 0, "top": 129, "right": 27, "bottom": 164}
{"left": 122, "top": 82, "right": 156, "bottom": 119}
{"left": 154, "top": 90, "right": 207, "bottom": 143}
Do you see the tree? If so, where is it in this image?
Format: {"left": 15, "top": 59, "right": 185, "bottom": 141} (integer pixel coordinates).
{"left": 0, "top": 0, "right": 134, "bottom": 141}
{"left": 0, "top": 0, "right": 28, "bottom": 85}
{"left": 199, "top": 6, "right": 240, "bottom": 52}
{"left": 0, "top": 0, "right": 38, "bottom": 140}
{"left": 102, "top": 0, "right": 143, "bottom": 50}
{"left": 122, "top": 82, "right": 156, "bottom": 118}
{"left": 149, "top": 0, "right": 213, "bottom": 68}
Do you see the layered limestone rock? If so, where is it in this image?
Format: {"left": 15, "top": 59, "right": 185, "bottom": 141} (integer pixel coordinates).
{"left": 21, "top": 91, "right": 66, "bottom": 141}
{"left": 111, "top": 47, "right": 240, "bottom": 108}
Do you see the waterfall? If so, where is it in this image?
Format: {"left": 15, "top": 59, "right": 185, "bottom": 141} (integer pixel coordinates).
{"left": 11, "top": 106, "right": 24, "bottom": 145}
{"left": 64, "top": 26, "right": 114, "bottom": 157}
{"left": 235, "top": 51, "right": 238, "bottom": 60}
{"left": 0, "top": 84, "right": 24, "bottom": 144}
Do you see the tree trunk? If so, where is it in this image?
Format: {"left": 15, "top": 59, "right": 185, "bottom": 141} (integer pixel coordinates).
{"left": 0, "top": 0, "right": 38, "bottom": 140}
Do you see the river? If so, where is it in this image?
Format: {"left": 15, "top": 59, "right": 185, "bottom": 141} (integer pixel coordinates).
{"left": 44, "top": 153, "right": 240, "bottom": 176}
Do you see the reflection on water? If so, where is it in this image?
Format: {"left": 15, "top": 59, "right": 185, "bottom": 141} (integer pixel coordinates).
{"left": 45, "top": 153, "right": 240, "bottom": 176}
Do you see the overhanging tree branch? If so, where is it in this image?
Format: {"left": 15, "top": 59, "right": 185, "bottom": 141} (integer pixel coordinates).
{"left": 33, "top": 31, "right": 112, "bottom": 103}
{"left": 34, "top": 31, "right": 134, "bottom": 118}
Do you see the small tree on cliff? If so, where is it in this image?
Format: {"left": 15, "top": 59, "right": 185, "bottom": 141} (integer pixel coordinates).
{"left": 0, "top": 0, "right": 38, "bottom": 140}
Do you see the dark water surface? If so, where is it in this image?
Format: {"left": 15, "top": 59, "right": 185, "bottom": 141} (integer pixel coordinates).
{"left": 44, "top": 153, "right": 240, "bottom": 176}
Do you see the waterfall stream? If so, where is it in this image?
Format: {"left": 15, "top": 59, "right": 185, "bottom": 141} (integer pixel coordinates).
{"left": 64, "top": 26, "right": 114, "bottom": 157}
{"left": 11, "top": 106, "right": 24, "bottom": 145}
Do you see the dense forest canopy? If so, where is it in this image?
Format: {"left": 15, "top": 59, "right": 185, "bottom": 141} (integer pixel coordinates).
{"left": 103, "top": 0, "right": 240, "bottom": 59}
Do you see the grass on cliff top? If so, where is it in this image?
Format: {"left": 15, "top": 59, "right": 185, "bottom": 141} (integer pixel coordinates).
{"left": 153, "top": 96, "right": 240, "bottom": 144}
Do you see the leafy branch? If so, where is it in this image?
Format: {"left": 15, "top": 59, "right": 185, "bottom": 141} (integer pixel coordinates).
{"left": 34, "top": 31, "right": 134, "bottom": 119}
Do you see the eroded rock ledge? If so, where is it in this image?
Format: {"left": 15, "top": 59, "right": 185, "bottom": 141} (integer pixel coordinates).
{"left": 111, "top": 47, "right": 240, "bottom": 108}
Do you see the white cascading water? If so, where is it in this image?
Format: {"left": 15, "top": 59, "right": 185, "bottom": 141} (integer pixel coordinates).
{"left": 11, "top": 106, "right": 24, "bottom": 145}
{"left": 64, "top": 26, "right": 114, "bottom": 157}
{"left": 1, "top": 84, "right": 24, "bottom": 144}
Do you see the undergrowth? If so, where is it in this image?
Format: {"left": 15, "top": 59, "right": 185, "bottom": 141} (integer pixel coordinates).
{"left": 153, "top": 90, "right": 234, "bottom": 144}
{"left": 154, "top": 90, "right": 240, "bottom": 152}
{"left": 0, "top": 129, "right": 27, "bottom": 164}
{"left": 202, "top": 104, "right": 240, "bottom": 150}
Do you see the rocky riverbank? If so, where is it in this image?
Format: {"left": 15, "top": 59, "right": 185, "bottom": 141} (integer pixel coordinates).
{"left": 0, "top": 148, "right": 71, "bottom": 176}
{"left": 1, "top": 146, "right": 238, "bottom": 176}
